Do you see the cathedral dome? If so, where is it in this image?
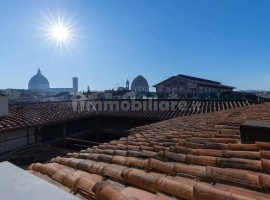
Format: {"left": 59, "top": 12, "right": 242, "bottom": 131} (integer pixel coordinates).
{"left": 28, "top": 69, "right": 50, "bottom": 91}
{"left": 131, "top": 75, "right": 149, "bottom": 92}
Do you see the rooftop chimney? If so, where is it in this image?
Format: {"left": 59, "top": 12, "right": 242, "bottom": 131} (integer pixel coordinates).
{"left": 0, "top": 92, "right": 8, "bottom": 117}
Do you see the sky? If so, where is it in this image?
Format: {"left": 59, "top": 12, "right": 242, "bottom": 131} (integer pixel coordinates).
{"left": 1, "top": 0, "right": 270, "bottom": 91}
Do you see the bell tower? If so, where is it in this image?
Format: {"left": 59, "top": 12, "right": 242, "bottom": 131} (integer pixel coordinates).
{"left": 73, "top": 77, "right": 78, "bottom": 92}
{"left": 126, "top": 79, "right": 129, "bottom": 90}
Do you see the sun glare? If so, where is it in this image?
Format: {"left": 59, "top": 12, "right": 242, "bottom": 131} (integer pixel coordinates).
{"left": 38, "top": 9, "right": 78, "bottom": 52}
{"left": 50, "top": 24, "right": 70, "bottom": 42}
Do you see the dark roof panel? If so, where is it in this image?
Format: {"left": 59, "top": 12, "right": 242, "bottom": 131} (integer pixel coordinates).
{"left": 0, "top": 100, "right": 252, "bottom": 133}
{"left": 177, "top": 74, "right": 221, "bottom": 84}
{"left": 153, "top": 74, "right": 234, "bottom": 89}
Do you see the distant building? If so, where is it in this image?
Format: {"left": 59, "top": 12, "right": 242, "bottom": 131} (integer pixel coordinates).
{"left": 123, "top": 91, "right": 157, "bottom": 99}
{"left": 5, "top": 89, "right": 23, "bottom": 101}
{"left": 83, "top": 75, "right": 155, "bottom": 100}
{"left": 42, "top": 97, "right": 60, "bottom": 102}
{"left": 28, "top": 69, "right": 78, "bottom": 93}
{"left": 122, "top": 91, "right": 136, "bottom": 99}
{"left": 112, "top": 88, "right": 129, "bottom": 99}
{"left": 72, "top": 77, "right": 78, "bottom": 92}
{"left": 70, "top": 92, "right": 88, "bottom": 101}
{"left": 154, "top": 74, "right": 234, "bottom": 99}
{"left": 28, "top": 69, "right": 50, "bottom": 91}
{"left": 4, "top": 89, "right": 40, "bottom": 103}
{"left": 131, "top": 75, "right": 149, "bottom": 92}
{"left": 84, "top": 91, "right": 104, "bottom": 100}
{"left": 42, "top": 92, "right": 73, "bottom": 102}
{"left": 101, "top": 90, "right": 113, "bottom": 99}
{"left": 126, "top": 79, "right": 129, "bottom": 90}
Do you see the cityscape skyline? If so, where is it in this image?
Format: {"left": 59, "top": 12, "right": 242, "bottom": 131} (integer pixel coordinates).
{"left": 1, "top": 0, "right": 270, "bottom": 91}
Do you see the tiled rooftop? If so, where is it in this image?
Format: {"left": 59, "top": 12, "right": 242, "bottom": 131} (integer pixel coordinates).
{"left": 0, "top": 100, "right": 251, "bottom": 133}
{"left": 28, "top": 102, "right": 270, "bottom": 200}
{"left": 0, "top": 102, "right": 96, "bottom": 133}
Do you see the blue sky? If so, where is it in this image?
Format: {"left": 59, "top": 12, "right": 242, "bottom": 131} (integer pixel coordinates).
{"left": 1, "top": 0, "right": 270, "bottom": 91}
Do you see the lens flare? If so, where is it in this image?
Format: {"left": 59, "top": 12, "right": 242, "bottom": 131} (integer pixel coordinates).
{"left": 38, "top": 8, "right": 78, "bottom": 52}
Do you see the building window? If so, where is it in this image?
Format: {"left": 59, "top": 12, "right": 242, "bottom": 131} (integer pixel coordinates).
{"left": 187, "top": 87, "right": 197, "bottom": 94}
{"left": 172, "top": 87, "right": 178, "bottom": 94}
{"left": 179, "top": 81, "right": 186, "bottom": 86}
{"left": 172, "top": 80, "right": 177, "bottom": 86}
{"left": 211, "top": 88, "right": 218, "bottom": 93}
{"left": 199, "top": 86, "right": 204, "bottom": 93}
{"left": 202, "top": 87, "right": 206, "bottom": 93}
{"left": 179, "top": 87, "right": 185, "bottom": 94}
{"left": 187, "top": 87, "right": 197, "bottom": 98}
{"left": 163, "top": 88, "right": 166, "bottom": 93}
{"left": 165, "top": 82, "right": 171, "bottom": 87}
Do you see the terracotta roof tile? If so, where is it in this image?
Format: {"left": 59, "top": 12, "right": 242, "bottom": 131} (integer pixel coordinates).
{"left": 121, "top": 187, "right": 155, "bottom": 200}
{"left": 27, "top": 103, "right": 270, "bottom": 199}
{"left": 0, "top": 99, "right": 252, "bottom": 133}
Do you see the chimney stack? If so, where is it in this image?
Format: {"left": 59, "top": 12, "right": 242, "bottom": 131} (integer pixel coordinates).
{"left": 0, "top": 92, "right": 8, "bottom": 117}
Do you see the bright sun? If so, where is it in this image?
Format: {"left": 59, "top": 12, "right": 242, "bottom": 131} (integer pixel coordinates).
{"left": 39, "top": 10, "right": 77, "bottom": 51}
{"left": 50, "top": 24, "right": 70, "bottom": 42}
